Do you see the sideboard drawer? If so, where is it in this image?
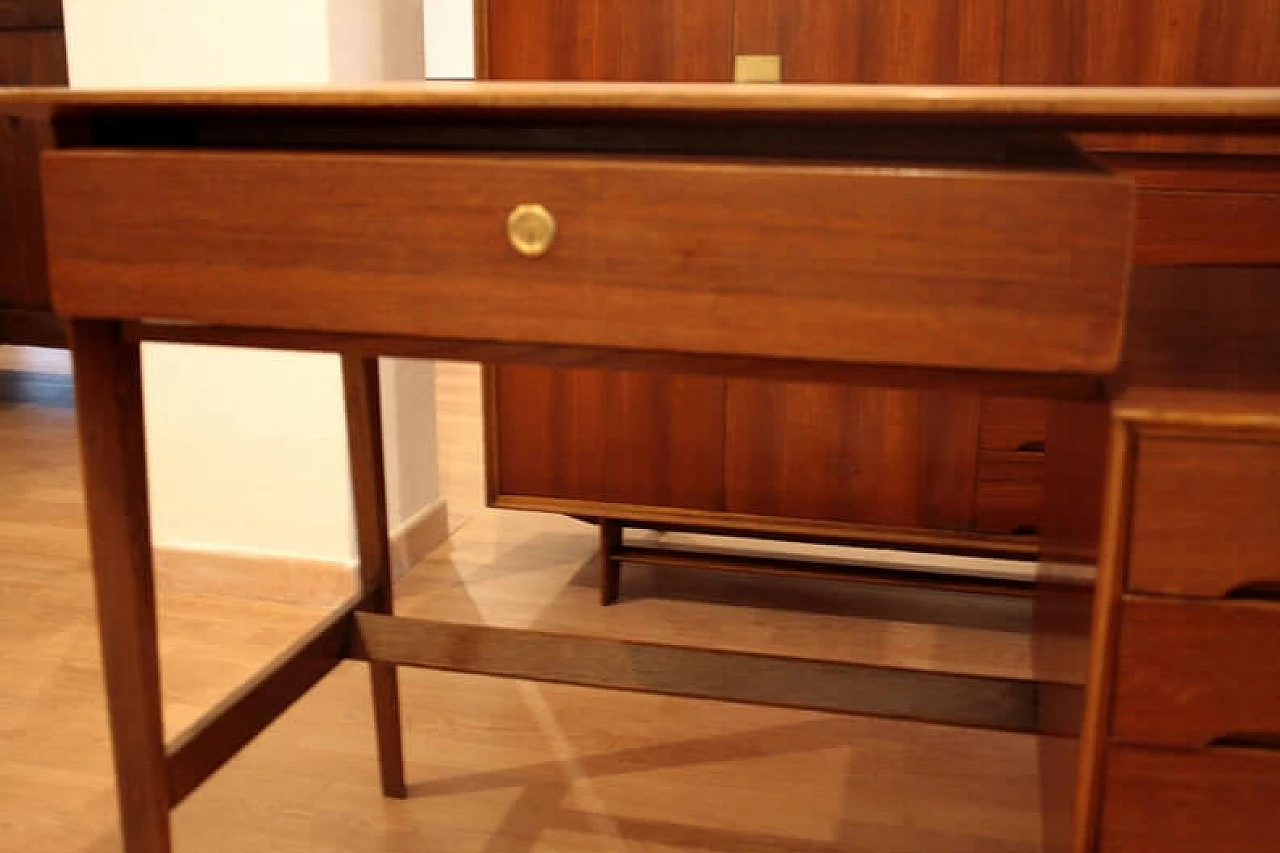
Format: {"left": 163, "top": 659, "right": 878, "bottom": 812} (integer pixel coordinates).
{"left": 1112, "top": 597, "right": 1280, "bottom": 749}
{"left": 1129, "top": 436, "right": 1280, "bottom": 597}
{"left": 1100, "top": 745, "right": 1280, "bottom": 853}
{"left": 973, "top": 450, "right": 1043, "bottom": 535}
{"left": 979, "top": 396, "right": 1048, "bottom": 452}
{"left": 42, "top": 149, "right": 1133, "bottom": 374}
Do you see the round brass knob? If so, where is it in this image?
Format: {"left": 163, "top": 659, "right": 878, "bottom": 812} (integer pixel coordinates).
{"left": 506, "top": 204, "right": 557, "bottom": 258}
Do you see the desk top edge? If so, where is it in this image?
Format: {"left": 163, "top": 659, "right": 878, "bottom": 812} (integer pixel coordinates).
{"left": 4, "top": 82, "right": 1280, "bottom": 125}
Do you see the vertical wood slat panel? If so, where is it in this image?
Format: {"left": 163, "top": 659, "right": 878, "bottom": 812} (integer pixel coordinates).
{"left": 0, "top": 27, "right": 67, "bottom": 312}
{"left": 734, "top": 0, "right": 1004, "bottom": 83}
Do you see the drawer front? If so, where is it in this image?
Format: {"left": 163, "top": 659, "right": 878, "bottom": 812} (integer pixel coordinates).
{"left": 979, "top": 396, "right": 1048, "bottom": 451}
{"left": 1101, "top": 745, "right": 1280, "bottom": 853}
{"left": 1129, "top": 436, "right": 1280, "bottom": 597}
{"left": 1134, "top": 189, "right": 1280, "bottom": 266}
{"left": 43, "top": 150, "right": 1133, "bottom": 373}
{"left": 973, "top": 450, "right": 1042, "bottom": 535}
{"left": 1112, "top": 597, "right": 1280, "bottom": 749}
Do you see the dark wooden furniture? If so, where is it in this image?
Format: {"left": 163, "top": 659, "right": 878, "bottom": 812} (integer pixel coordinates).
{"left": 479, "top": 0, "right": 1280, "bottom": 602}
{"left": 7, "top": 82, "right": 1280, "bottom": 853}
{"left": 1068, "top": 388, "right": 1280, "bottom": 853}
{"left": 0, "top": 0, "right": 64, "bottom": 345}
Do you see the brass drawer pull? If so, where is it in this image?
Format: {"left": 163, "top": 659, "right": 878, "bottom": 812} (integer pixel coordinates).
{"left": 506, "top": 203, "right": 557, "bottom": 258}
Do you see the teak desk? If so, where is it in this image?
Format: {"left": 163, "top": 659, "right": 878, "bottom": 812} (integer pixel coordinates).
{"left": 4, "top": 83, "right": 1280, "bottom": 853}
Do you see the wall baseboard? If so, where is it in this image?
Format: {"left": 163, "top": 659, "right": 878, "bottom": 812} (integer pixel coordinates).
{"left": 389, "top": 497, "right": 451, "bottom": 578}
{"left": 155, "top": 498, "right": 450, "bottom": 607}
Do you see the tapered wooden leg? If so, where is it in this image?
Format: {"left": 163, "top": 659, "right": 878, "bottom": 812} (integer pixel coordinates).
{"left": 68, "top": 320, "right": 172, "bottom": 853}
{"left": 599, "top": 519, "right": 622, "bottom": 605}
{"left": 341, "top": 354, "right": 407, "bottom": 798}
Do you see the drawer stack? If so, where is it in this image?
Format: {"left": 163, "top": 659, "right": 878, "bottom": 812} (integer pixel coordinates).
{"left": 1093, "top": 391, "right": 1280, "bottom": 853}
{"left": 976, "top": 396, "right": 1048, "bottom": 535}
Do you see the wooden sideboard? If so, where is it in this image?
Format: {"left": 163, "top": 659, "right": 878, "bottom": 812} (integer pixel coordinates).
{"left": 478, "top": 0, "right": 1280, "bottom": 581}
{"left": 0, "top": 0, "right": 64, "bottom": 345}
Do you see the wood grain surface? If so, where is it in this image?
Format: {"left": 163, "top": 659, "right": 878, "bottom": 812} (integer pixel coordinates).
{"left": 486, "top": 0, "right": 734, "bottom": 82}
{"left": 166, "top": 597, "right": 358, "bottom": 805}
{"left": 67, "top": 319, "right": 172, "bottom": 853}
{"left": 1119, "top": 266, "right": 1280, "bottom": 393}
{"left": 492, "top": 492, "right": 1038, "bottom": 559}
{"left": 973, "top": 451, "right": 1043, "bottom": 535}
{"left": 1005, "top": 0, "right": 1280, "bottom": 87}
{"left": 43, "top": 149, "right": 1133, "bottom": 374}
{"left": 3, "top": 81, "right": 1280, "bottom": 127}
{"left": 350, "top": 613, "right": 1038, "bottom": 731}
{"left": 1033, "top": 402, "right": 1116, "bottom": 853}
{"left": 723, "top": 382, "right": 981, "bottom": 530}
{"left": 1133, "top": 189, "right": 1280, "bottom": 264}
{"left": 0, "top": 0, "right": 62, "bottom": 29}
{"left": 1101, "top": 745, "right": 1280, "bottom": 853}
{"left": 340, "top": 355, "right": 407, "bottom": 799}
{"left": 1128, "top": 435, "right": 1280, "bottom": 596}
{"left": 492, "top": 366, "right": 725, "bottom": 510}
{"left": 0, "top": 27, "right": 65, "bottom": 312}
{"left": 1113, "top": 597, "right": 1280, "bottom": 749}
{"left": 979, "top": 398, "right": 1049, "bottom": 452}
{"left": 733, "top": 0, "right": 1003, "bottom": 83}
{"left": 1004, "top": 0, "right": 1280, "bottom": 153}
{"left": 0, "top": 353, "right": 1054, "bottom": 853}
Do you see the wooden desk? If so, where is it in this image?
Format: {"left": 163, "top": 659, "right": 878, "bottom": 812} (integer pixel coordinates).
{"left": 3, "top": 83, "right": 1280, "bottom": 853}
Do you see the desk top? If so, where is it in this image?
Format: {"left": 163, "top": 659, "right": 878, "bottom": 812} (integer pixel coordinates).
{"left": 21, "top": 81, "right": 1280, "bottom": 391}
{"left": 3, "top": 82, "right": 1280, "bottom": 129}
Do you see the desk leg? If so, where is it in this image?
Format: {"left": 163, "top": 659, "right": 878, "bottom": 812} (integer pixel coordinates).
{"left": 68, "top": 320, "right": 172, "bottom": 853}
{"left": 341, "top": 354, "right": 407, "bottom": 798}
{"left": 1034, "top": 399, "right": 1111, "bottom": 853}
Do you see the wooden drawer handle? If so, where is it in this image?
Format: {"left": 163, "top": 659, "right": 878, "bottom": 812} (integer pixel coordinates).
{"left": 506, "top": 203, "right": 557, "bottom": 258}
{"left": 1016, "top": 440, "right": 1045, "bottom": 453}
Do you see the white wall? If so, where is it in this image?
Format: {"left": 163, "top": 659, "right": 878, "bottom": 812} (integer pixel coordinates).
{"left": 65, "top": 0, "right": 333, "bottom": 86}
{"left": 331, "top": 0, "right": 427, "bottom": 82}
{"left": 423, "top": 0, "right": 474, "bottom": 78}
{"left": 63, "top": 0, "right": 440, "bottom": 565}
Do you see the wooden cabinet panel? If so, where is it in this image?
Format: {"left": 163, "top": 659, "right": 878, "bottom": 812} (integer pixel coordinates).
{"left": 484, "top": 0, "right": 734, "bottom": 519}
{"left": 974, "top": 451, "right": 1044, "bottom": 535}
{"left": 492, "top": 366, "right": 726, "bottom": 511}
{"left": 980, "top": 397, "right": 1048, "bottom": 452}
{"left": 1005, "top": 0, "right": 1280, "bottom": 152}
{"left": 485, "top": 0, "right": 734, "bottom": 81}
{"left": 1133, "top": 189, "right": 1280, "bottom": 265}
{"left": 0, "top": 27, "right": 65, "bottom": 313}
{"left": 1101, "top": 745, "right": 1280, "bottom": 853}
{"left": 724, "top": 381, "right": 980, "bottom": 529}
{"left": 734, "top": 0, "right": 1003, "bottom": 83}
{"left": 0, "top": 1, "right": 62, "bottom": 29}
{"left": 1006, "top": 0, "right": 1280, "bottom": 86}
{"left": 480, "top": 0, "right": 1050, "bottom": 544}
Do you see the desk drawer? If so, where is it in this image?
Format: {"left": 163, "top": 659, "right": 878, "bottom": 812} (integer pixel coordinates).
{"left": 1112, "top": 597, "right": 1280, "bottom": 749}
{"left": 1129, "top": 436, "right": 1280, "bottom": 597}
{"left": 42, "top": 150, "right": 1133, "bottom": 374}
{"left": 1100, "top": 745, "right": 1280, "bottom": 853}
